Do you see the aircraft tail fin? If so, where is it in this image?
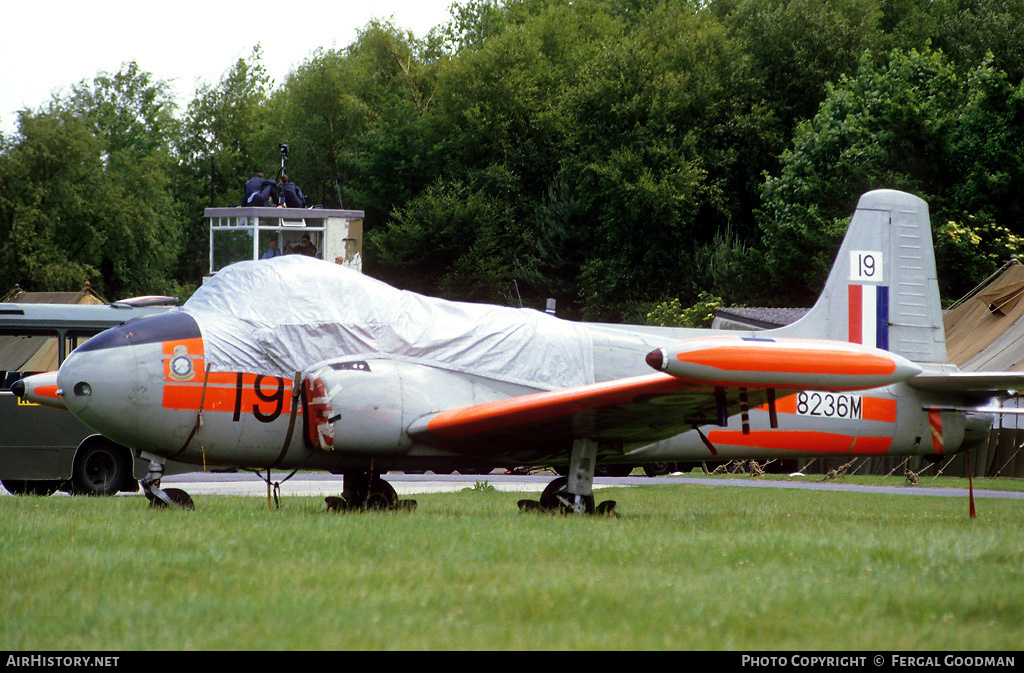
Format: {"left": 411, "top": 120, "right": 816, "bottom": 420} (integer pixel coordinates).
{"left": 771, "top": 189, "right": 947, "bottom": 363}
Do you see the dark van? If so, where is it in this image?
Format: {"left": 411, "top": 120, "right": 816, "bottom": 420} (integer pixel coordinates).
{"left": 1, "top": 298, "right": 182, "bottom": 496}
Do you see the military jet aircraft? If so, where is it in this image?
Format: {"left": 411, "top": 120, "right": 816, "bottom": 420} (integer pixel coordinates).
{"left": 17, "top": 189, "right": 1024, "bottom": 513}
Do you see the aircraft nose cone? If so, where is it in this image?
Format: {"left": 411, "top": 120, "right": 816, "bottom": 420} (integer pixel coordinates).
{"left": 57, "top": 311, "right": 203, "bottom": 447}
{"left": 11, "top": 379, "right": 25, "bottom": 398}
{"left": 58, "top": 354, "right": 94, "bottom": 415}
{"left": 646, "top": 348, "right": 666, "bottom": 371}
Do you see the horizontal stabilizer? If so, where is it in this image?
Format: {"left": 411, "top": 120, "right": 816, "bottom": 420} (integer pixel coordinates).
{"left": 925, "top": 405, "right": 1024, "bottom": 415}
{"left": 907, "top": 372, "right": 1024, "bottom": 395}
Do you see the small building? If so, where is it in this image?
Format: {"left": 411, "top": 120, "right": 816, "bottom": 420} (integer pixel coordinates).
{"left": 204, "top": 206, "right": 364, "bottom": 276}
{"left": 712, "top": 307, "right": 809, "bottom": 330}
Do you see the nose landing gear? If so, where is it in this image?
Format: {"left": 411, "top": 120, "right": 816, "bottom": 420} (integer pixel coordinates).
{"left": 141, "top": 459, "right": 194, "bottom": 510}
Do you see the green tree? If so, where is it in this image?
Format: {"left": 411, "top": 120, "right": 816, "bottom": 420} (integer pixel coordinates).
{"left": 718, "top": 0, "right": 885, "bottom": 130}
{"left": 0, "top": 113, "right": 106, "bottom": 293}
{"left": 0, "top": 64, "right": 181, "bottom": 299}
{"left": 759, "top": 47, "right": 1024, "bottom": 303}
{"left": 370, "top": 1, "right": 619, "bottom": 305}
{"left": 344, "top": 21, "right": 445, "bottom": 223}
{"left": 372, "top": 173, "right": 518, "bottom": 301}
{"left": 562, "top": 1, "right": 776, "bottom": 317}
{"left": 932, "top": 0, "right": 1024, "bottom": 84}
{"left": 266, "top": 47, "right": 373, "bottom": 209}
{"left": 369, "top": 0, "right": 788, "bottom": 318}
{"left": 174, "top": 46, "right": 274, "bottom": 283}
{"left": 66, "top": 61, "right": 179, "bottom": 166}
{"left": 256, "top": 20, "right": 446, "bottom": 256}
{"left": 646, "top": 292, "right": 725, "bottom": 327}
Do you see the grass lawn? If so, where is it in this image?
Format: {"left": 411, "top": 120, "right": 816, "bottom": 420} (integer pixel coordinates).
{"left": 2, "top": 481, "right": 1022, "bottom": 650}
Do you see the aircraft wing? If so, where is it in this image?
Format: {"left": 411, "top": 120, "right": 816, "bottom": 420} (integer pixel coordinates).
{"left": 407, "top": 372, "right": 763, "bottom": 456}
{"left": 408, "top": 336, "right": 922, "bottom": 459}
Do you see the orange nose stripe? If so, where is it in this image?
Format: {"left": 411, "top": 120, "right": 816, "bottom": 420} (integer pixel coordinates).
{"left": 36, "top": 385, "right": 60, "bottom": 399}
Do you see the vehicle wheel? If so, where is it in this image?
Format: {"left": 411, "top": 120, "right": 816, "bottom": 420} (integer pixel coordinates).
{"left": 539, "top": 477, "right": 595, "bottom": 514}
{"left": 71, "top": 441, "right": 132, "bottom": 496}
{"left": 596, "top": 464, "right": 633, "bottom": 477}
{"left": 642, "top": 462, "right": 673, "bottom": 477}
{"left": 1, "top": 479, "right": 60, "bottom": 496}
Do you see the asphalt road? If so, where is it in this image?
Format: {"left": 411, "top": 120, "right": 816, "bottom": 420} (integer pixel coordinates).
{"left": 3, "top": 470, "right": 1021, "bottom": 501}
{"left": 156, "top": 470, "right": 1024, "bottom": 500}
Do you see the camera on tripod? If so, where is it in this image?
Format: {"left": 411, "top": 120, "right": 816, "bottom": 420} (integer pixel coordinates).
{"left": 277, "top": 144, "right": 290, "bottom": 180}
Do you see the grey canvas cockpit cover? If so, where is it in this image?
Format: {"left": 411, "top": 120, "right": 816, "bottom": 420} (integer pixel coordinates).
{"left": 179, "top": 256, "right": 595, "bottom": 390}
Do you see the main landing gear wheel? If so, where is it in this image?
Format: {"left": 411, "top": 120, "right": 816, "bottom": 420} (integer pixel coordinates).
{"left": 595, "top": 464, "right": 633, "bottom": 477}
{"left": 519, "top": 477, "right": 618, "bottom": 516}
{"left": 642, "top": 462, "right": 674, "bottom": 477}
{"left": 539, "top": 476, "right": 594, "bottom": 514}
{"left": 325, "top": 473, "right": 416, "bottom": 512}
{"left": 518, "top": 441, "right": 617, "bottom": 516}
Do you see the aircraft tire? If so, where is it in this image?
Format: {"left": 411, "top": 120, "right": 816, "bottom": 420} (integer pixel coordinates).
{"left": 365, "top": 478, "right": 398, "bottom": 510}
{"left": 70, "top": 440, "right": 132, "bottom": 496}
{"left": 539, "top": 477, "right": 595, "bottom": 514}
{"left": 1, "top": 479, "right": 61, "bottom": 496}
{"left": 148, "top": 487, "right": 195, "bottom": 510}
{"left": 342, "top": 474, "right": 398, "bottom": 510}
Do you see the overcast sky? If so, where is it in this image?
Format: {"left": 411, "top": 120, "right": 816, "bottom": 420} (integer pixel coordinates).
{"left": 2, "top": 0, "right": 459, "bottom": 136}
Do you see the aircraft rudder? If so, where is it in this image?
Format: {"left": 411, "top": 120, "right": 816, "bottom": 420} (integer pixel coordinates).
{"left": 773, "top": 190, "right": 947, "bottom": 363}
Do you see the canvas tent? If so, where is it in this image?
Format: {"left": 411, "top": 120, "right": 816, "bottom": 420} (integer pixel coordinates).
{"left": 941, "top": 260, "right": 1024, "bottom": 479}
{"left": 944, "top": 260, "right": 1024, "bottom": 372}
